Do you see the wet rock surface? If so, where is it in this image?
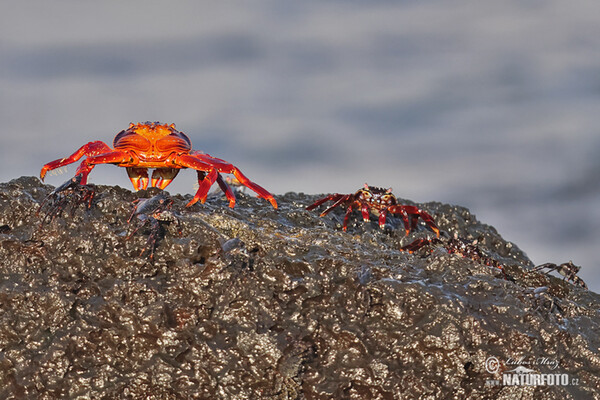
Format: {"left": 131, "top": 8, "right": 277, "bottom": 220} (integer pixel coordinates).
{"left": 0, "top": 176, "right": 599, "bottom": 399}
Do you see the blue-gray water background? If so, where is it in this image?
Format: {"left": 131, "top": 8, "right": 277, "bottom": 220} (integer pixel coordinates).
{"left": 2, "top": 1, "right": 599, "bottom": 292}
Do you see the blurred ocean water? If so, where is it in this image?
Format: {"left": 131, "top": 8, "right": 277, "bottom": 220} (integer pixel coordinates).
{"left": 1, "top": 1, "right": 599, "bottom": 291}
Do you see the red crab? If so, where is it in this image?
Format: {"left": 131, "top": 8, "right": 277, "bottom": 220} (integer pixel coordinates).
{"left": 307, "top": 184, "right": 439, "bottom": 236}
{"left": 39, "top": 122, "right": 277, "bottom": 208}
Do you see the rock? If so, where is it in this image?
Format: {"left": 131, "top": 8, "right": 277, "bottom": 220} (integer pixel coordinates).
{"left": 0, "top": 176, "right": 598, "bottom": 399}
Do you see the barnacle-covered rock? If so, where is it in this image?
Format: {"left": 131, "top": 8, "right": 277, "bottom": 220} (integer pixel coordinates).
{"left": 0, "top": 176, "right": 598, "bottom": 399}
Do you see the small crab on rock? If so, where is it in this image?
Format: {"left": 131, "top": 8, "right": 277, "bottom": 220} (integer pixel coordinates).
{"left": 400, "top": 234, "right": 508, "bottom": 278}
{"left": 127, "top": 192, "right": 181, "bottom": 259}
{"left": 532, "top": 261, "right": 587, "bottom": 290}
{"left": 40, "top": 122, "right": 277, "bottom": 209}
{"left": 401, "top": 236, "right": 588, "bottom": 290}
{"left": 307, "top": 184, "right": 439, "bottom": 236}
{"left": 37, "top": 174, "right": 96, "bottom": 224}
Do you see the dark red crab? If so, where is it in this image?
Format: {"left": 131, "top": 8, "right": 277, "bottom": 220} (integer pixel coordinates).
{"left": 401, "top": 236, "right": 588, "bottom": 289}
{"left": 400, "top": 235, "right": 507, "bottom": 277}
{"left": 307, "top": 184, "right": 439, "bottom": 236}
{"left": 39, "top": 122, "right": 277, "bottom": 208}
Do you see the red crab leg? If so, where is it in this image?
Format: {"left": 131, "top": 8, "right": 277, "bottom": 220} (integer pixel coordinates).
{"left": 75, "top": 150, "right": 134, "bottom": 184}
{"left": 388, "top": 206, "right": 411, "bottom": 235}
{"left": 306, "top": 194, "right": 345, "bottom": 212}
{"left": 378, "top": 209, "right": 388, "bottom": 229}
{"left": 361, "top": 204, "right": 371, "bottom": 222}
{"left": 409, "top": 206, "right": 439, "bottom": 237}
{"left": 186, "top": 153, "right": 277, "bottom": 209}
{"left": 172, "top": 155, "right": 234, "bottom": 207}
{"left": 40, "top": 141, "right": 113, "bottom": 183}
{"left": 389, "top": 205, "right": 440, "bottom": 237}
{"left": 400, "top": 237, "right": 434, "bottom": 253}
{"left": 189, "top": 168, "right": 219, "bottom": 206}
{"left": 230, "top": 168, "right": 277, "bottom": 208}
{"left": 342, "top": 204, "right": 355, "bottom": 232}
{"left": 319, "top": 195, "right": 351, "bottom": 217}
{"left": 216, "top": 173, "right": 236, "bottom": 208}
{"left": 174, "top": 155, "right": 225, "bottom": 206}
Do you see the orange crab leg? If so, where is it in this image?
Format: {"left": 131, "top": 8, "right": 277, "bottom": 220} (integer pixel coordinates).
{"left": 231, "top": 169, "right": 277, "bottom": 208}
{"left": 188, "top": 168, "right": 219, "bottom": 207}
{"left": 71, "top": 150, "right": 133, "bottom": 184}
{"left": 172, "top": 154, "right": 222, "bottom": 206}
{"left": 216, "top": 173, "right": 236, "bottom": 208}
{"left": 182, "top": 153, "right": 277, "bottom": 209}
{"left": 40, "top": 141, "right": 113, "bottom": 183}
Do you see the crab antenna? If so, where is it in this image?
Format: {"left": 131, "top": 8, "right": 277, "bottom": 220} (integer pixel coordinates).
{"left": 364, "top": 183, "right": 369, "bottom": 189}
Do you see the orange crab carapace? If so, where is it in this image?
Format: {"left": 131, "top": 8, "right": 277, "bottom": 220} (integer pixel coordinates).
{"left": 40, "top": 122, "right": 277, "bottom": 208}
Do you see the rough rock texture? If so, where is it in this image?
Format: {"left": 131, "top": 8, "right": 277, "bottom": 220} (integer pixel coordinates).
{"left": 0, "top": 176, "right": 599, "bottom": 399}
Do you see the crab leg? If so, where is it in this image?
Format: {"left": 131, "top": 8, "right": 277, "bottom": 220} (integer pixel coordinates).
{"left": 230, "top": 168, "right": 277, "bottom": 208}
{"left": 318, "top": 195, "right": 351, "bottom": 217}
{"left": 306, "top": 194, "right": 345, "bottom": 212}
{"left": 182, "top": 153, "right": 277, "bottom": 208}
{"left": 389, "top": 206, "right": 411, "bottom": 236}
{"left": 400, "top": 237, "right": 436, "bottom": 253}
{"left": 172, "top": 155, "right": 222, "bottom": 206}
{"left": 343, "top": 205, "right": 355, "bottom": 231}
{"left": 40, "top": 141, "right": 113, "bottom": 183}
{"left": 189, "top": 168, "right": 219, "bottom": 206}
{"left": 361, "top": 204, "right": 371, "bottom": 222}
{"left": 388, "top": 205, "right": 440, "bottom": 237}
{"left": 216, "top": 173, "right": 236, "bottom": 208}
{"left": 76, "top": 150, "right": 134, "bottom": 185}
{"left": 378, "top": 209, "right": 388, "bottom": 229}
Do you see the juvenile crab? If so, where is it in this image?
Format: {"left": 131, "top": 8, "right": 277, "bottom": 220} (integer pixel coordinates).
{"left": 400, "top": 235, "right": 507, "bottom": 277}
{"left": 127, "top": 192, "right": 181, "bottom": 259}
{"left": 37, "top": 174, "right": 96, "bottom": 224}
{"left": 532, "top": 262, "right": 587, "bottom": 289}
{"left": 401, "top": 236, "right": 588, "bottom": 289}
{"left": 307, "top": 184, "right": 439, "bottom": 236}
{"left": 40, "top": 122, "right": 277, "bottom": 209}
